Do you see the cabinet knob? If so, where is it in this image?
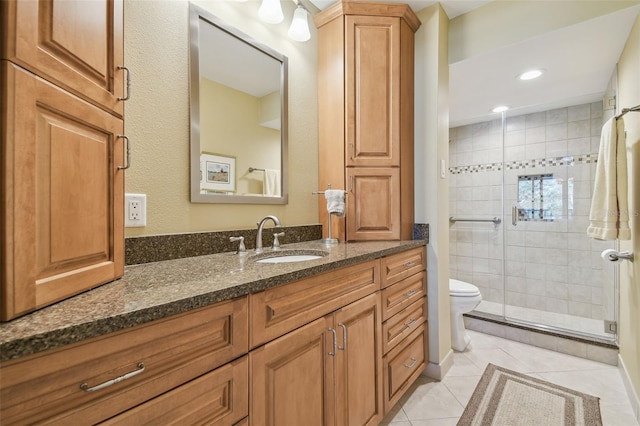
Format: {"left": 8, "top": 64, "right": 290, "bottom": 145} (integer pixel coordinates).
{"left": 337, "top": 323, "right": 347, "bottom": 351}
{"left": 403, "top": 318, "right": 417, "bottom": 329}
{"left": 403, "top": 357, "right": 418, "bottom": 369}
{"left": 117, "top": 135, "right": 131, "bottom": 170}
{"left": 402, "top": 289, "right": 417, "bottom": 298}
{"left": 80, "top": 361, "right": 145, "bottom": 392}
{"left": 328, "top": 328, "right": 337, "bottom": 356}
{"left": 117, "top": 65, "right": 131, "bottom": 101}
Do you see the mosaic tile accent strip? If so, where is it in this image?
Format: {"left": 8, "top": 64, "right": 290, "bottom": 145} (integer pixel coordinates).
{"left": 505, "top": 153, "right": 599, "bottom": 170}
{"left": 449, "top": 153, "right": 598, "bottom": 175}
{"left": 449, "top": 162, "right": 502, "bottom": 175}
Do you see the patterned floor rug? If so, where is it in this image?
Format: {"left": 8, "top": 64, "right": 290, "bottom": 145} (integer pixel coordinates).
{"left": 457, "top": 363, "right": 603, "bottom": 426}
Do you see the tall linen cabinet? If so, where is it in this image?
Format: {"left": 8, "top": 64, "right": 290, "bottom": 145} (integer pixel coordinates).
{"left": 315, "top": 1, "right": 420, "bottom": 242}
{"left": 1, "top": 0, "right": 126, "bottom": 320}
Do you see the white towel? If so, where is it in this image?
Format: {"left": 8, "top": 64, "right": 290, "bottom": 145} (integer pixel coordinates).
{"left": 587, "top": 117, "right": 630, "bottom": 240}
{"left": 325, "top": 189, "right": 346, "bottom": 217}
{"left": 263, "top": 169, "right": 281, "bottom": 197}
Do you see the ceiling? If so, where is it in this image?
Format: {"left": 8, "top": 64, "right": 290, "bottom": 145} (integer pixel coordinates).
{"left": 309, "top": 0, "right": 491, "bottom": 18}
{"left": 309, "top": 0, "right": 640, "bottom": 128}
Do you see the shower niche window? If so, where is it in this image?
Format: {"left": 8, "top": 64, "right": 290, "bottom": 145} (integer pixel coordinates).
{"left": 517, "top": 174, "right": 563, "bottom": 221}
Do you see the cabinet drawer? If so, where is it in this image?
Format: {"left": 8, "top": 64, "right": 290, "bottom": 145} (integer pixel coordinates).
{"left": 383, "top": 324, "right": 427, "bottom": 412}
{"left": 100, "top": 355, "right": 249, "bottom": 426}
{"left": 250, "top": 260, "right": 379, "bottom": 348}
{"left": 382, "top": 297, "right": 426, "bottom": 354}
{"left": 381, "top": 271, "right": 426, "bottom": 321}
{"left": 381, "top": 247, "right": 426, "bottom": 288}
{"left": 0, "top": 297, "right": 248, "bottom": 425}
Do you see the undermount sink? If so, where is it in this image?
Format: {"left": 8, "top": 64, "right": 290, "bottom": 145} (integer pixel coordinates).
{"left": 256, "top": 254, "right": 323, "bottom": 263}
{"left": 252, "top": 250, "right": 328, "bottom": 264}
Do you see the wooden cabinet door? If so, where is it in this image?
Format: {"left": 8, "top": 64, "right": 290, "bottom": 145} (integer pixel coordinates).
{"left": 1, "top": 61, "right": 124, "bottom": 320}
{"left": 334, "top": 293, "right": 383, "bottom": 426}
{"left": 347, "top": 168, "right": 400, "bottom": 241}
{"left": 250, "top": 316, "right": 335, "bottom": 426}
{"left": 345, "top": 15, "right": 400, "bottom": 167}
{"left": 1, "top": 0, "right": 124, "bottom": 117}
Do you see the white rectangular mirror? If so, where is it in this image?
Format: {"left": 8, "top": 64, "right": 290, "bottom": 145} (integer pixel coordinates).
{"left": 189, "top": 3, "right": 288, "bottom": 204}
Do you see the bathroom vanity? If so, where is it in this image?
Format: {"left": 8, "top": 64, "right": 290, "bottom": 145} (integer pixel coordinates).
{"left": 0, "top": 241, "right": 427, "bottom": 425}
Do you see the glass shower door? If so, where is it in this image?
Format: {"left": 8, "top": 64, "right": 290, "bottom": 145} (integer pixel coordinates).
{"left": 501, "top": 104, "right": 617, "bottom": 343}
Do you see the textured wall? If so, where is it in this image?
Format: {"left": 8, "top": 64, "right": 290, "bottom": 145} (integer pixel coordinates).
{"left": 124, "top": 0, "right": 318, "bottom": 236}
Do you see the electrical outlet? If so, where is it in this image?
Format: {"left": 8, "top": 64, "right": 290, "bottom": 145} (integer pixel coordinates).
{"left": 125, "top": 193, "right": 147, "bottom": 227}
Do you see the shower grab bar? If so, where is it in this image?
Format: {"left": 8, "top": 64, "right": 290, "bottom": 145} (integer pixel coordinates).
{"left": 449, "top": 216, "right": 501, "bottom": 225}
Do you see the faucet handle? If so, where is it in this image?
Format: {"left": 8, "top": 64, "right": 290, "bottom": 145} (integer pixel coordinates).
{"left": 272, "top": 232, "right": 285, "bottom": 250}
{"left": 229, "top": 236, "right": 246, "bottom": 254}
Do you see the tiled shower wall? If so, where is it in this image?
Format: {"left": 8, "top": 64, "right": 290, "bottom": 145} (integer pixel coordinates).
{"left": 449, "top": 101, "right": 616, "bottom": 323}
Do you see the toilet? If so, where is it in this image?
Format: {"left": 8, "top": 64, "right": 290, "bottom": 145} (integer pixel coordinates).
{"left": 449, "top": 279, "right": 482, "bottom": 352}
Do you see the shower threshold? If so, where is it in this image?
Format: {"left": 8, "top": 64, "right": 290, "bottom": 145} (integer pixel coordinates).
{"left": 463, "top": 306, "right": 620, "bottom": 366}
{"left": 472, "top": 300, "right": 617, "bottom": 344}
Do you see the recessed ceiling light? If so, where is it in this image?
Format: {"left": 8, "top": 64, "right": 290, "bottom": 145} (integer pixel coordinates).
{"left": 518, "top": 69, "right": 544, "bottom": 80}
{"left": 492, "top": 105, "right": 509, "bottom": 113}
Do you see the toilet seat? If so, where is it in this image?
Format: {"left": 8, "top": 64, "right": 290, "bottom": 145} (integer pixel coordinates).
{"left": 450, "top": 279, "right": 481, "bottom": 297}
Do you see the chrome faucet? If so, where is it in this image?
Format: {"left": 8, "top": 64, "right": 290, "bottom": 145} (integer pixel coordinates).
{"left": 255, "top": 215, "right": 281, "bottom": 254}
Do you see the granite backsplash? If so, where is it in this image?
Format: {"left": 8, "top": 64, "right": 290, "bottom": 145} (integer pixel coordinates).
{"left": 125, "top": 223, "right": 429, "bottom": 265}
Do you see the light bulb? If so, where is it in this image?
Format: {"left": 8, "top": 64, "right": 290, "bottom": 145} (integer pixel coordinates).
{"left": 288, "top": 5, "right": 310, "bottom": 42}
{"left": 492, "top": 105, "right": 509, "bottom": 113}
{"left": 258, "top": 0, "right": 283, "bottom": 24}
{"left": 518, "top": 69, "right": 544, "bottom": 80}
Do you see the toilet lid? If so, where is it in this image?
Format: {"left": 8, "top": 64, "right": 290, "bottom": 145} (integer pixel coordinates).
{"left": 450, "top": 279, "right": 481, "bottom": 297}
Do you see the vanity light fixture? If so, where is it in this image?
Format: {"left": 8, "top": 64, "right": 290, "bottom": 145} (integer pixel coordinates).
{"left": 256, "top": 0, "right": 312, "bottom": 42}
{"left": 288, "top": 3, "right": 310, "bottom": 42}
{"left": 492, "top": 105, "right": 509, "bottom": 113}
{"left": 258, "top": 0, "right": 284, "bottom": 24}
{"left": 518, "top": 69, "right": 544, "bottom": 81}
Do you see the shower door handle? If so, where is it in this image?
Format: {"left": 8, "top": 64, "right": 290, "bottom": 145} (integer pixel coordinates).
{"left": 511, "top": 205, "right": 518, "bottom": 226}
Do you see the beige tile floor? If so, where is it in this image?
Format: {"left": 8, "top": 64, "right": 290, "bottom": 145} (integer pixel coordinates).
{"left": 382, "top": 330, "right": 639, "bottom": 426}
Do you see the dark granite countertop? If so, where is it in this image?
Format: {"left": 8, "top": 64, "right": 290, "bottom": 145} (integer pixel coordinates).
{"left": 0, "top": 240, "right": 426, "bottom": 362}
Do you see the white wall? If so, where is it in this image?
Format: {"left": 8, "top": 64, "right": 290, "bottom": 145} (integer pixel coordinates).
{"left": 415, "top": 3, "right": 452, "bottom": 375}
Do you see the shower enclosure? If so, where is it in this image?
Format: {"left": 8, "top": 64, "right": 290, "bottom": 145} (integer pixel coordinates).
{"left": 449, "top": 101, "right": 618, "bottom": 344}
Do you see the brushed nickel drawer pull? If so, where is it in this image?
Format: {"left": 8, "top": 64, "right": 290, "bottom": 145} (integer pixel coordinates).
{"left": 338, "top": 323, "right": 347, "bottom": 351}
{"left": 403, "top": 261, "right": 416, "bottom": 268}
{"left": 403, "top": 318, "right": 417, "bottom": 328}
{"left": 404, "top": 357, "right": 418, "bottom": 369}
{"left": 328, "top": 328, "right": 337, "bottom": 356}
{"left": 402, "top": 289, "right": 417, "bottom": 298}
{"left": 80, "top": 362, "right": 145, "bottom": 392}
{"left": 117, "top": 65, "right": 131, "bottom": 101}
{"left": 117, "top": 135, "right": 130, "bottom": 170}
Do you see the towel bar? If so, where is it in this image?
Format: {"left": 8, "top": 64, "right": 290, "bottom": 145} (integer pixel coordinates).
{"left": 449, "top": 216, "right": 501, "bottom": 225}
